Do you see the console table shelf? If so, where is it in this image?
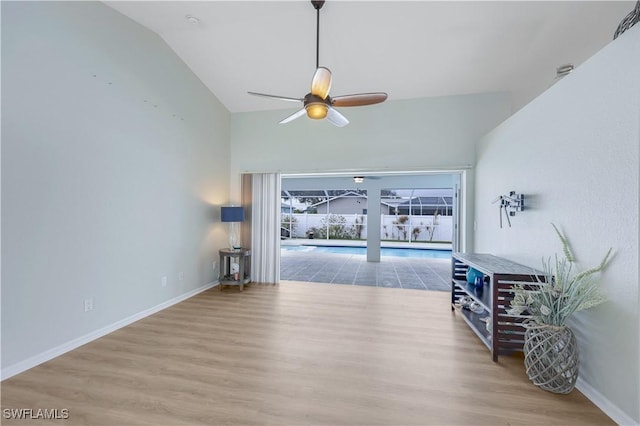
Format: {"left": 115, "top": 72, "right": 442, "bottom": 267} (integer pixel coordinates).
{"left": 451, "top": 253, "right": 546, "bottom": 362}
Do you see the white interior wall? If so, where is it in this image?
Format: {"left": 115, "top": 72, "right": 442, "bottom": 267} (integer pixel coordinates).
{"left": 5, "top": 2, "right": 635, "bottom": 422}
{"left": 1, "top": 2, "right": 230, "bottom": 374}
{"left": 230, "top": 93, "right": 511, "bottom": 180}
{"left": 475, "top": 26, "right": 640, "bottom": 425}
{"left": 231, "top": 92, "right": 512, "bottom": 253}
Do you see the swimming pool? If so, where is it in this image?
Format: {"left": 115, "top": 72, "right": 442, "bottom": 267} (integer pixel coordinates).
{"left": 281, "top": 245, "right": 451, "bottom": 259}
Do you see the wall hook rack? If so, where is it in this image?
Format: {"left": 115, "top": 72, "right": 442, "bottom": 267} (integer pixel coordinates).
{"left": 492, "top": 191, "right": 525, "bottom": 228}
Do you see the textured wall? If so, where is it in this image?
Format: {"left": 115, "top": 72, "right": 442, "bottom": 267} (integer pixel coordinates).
{"left": 475, "top": 26, "right": 640, "bottom": 424}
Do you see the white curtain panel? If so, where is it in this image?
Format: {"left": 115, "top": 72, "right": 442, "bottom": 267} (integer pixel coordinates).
{"left": 251, "top": 173, "right": 281, "bottom": 284}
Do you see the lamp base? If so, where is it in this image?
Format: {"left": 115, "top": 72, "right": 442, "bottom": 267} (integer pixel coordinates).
{"left": 229, "top": 222, "right": 241, "bottom": 250}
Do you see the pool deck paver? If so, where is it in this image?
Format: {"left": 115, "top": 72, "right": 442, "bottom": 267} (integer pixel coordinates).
{"left": 280, "top": 250, "right": 451, "bottom": 291}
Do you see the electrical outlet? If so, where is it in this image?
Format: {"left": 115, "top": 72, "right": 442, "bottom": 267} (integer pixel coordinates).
{"left": 179, "top": 271, "right": 184, "bottom": 281}
{"left": 162, "top": 276, "right": 168, "bottom": 287}
{"left": 212, "top": 261, "right": 217, "bottom": 273}
{"left": 84, "top": 298, "right": 93, "bottom": 312}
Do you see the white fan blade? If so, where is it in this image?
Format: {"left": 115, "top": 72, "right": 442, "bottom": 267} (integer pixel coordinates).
{"left": 310, "top": 67, "right": 332, "bottom": 99}
{"left": 326, "top": 107, "right": 349, "bottom": 127}
{"left": 279, "top": 108, "right": 307, "bottom": 124}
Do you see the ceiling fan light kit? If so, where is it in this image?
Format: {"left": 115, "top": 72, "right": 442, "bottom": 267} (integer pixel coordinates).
{"left": 306, "top": 102, "right": 328, "bottom": 120}
{"left": 248, "top": 0, "right": 387, "bottom": 127}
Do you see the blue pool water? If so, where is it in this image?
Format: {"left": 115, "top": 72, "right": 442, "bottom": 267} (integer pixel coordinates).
{"left": 281, "top": 245, "right": 451, "bottom": 259}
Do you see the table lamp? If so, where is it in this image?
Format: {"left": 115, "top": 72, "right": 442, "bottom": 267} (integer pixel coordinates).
{"left": 221, "top": 206, "right": 244, "bottom": 250}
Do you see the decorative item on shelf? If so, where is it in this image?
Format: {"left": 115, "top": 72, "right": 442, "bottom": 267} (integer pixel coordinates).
{"left": 221, "top": 206, "right": 244, "bottom": 250}
{"left": 453, "top": 296, "right": 483, "bottom": 313}
{"left": 466, "top": 267, "right": 483, "bottom": 285}
{"left": 614, "top": 0, "right": 640, "bottom": 40}
{"left": 492, "top": 191, "right": 525, "bottom": 228}
{"left": 480, "top": 316, "right": 492, "bottom": 333}
{"left": 468, "top": 301, "right": 484, "bottom": 314}
{"left": 507, "top": 224, "right": 612, "bottom": 394}
{"left": 474, "top": 276, "right": 484, "bottom": 296}
{"left": 231, "top": 262, "right": 240, "bottom": 281}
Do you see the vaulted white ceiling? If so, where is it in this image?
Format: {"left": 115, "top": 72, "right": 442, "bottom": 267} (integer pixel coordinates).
{"left": 106, "top": 1, "right": 635, "bottom": 113}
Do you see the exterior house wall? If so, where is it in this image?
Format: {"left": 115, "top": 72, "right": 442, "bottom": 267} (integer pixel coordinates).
{"left": 312, "top": 197, "right": 390, "bottom": 214}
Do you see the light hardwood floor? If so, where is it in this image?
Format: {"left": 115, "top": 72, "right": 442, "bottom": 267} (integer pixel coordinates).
{"left": 2, "top": 282, "right": 613, "bottom": 425}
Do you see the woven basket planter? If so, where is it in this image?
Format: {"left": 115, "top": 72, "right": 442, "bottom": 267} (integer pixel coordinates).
{"left": 523, "top": 325, "right": 579, "bottom": 394}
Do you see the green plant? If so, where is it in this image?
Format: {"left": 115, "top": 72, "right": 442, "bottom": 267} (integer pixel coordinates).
{"left": 393, "top": 215, "right": 409, "bottom": 240}
{"left": 412, "top": 226, "right": 421, "bottom": 241}
{"left": 507, "top": 224, "right": 612, "bottom": 326}
{"left": 281, "top": 215, "right": 298, "bottom": 235}
{"left": 428, "top": 209, "right": 440, "bottom": 241}
{"left": 316, "top": 214, "right": 354, "bottom": 239}
{"left": 351, "top": 215, "right": 365, "bottom": 239}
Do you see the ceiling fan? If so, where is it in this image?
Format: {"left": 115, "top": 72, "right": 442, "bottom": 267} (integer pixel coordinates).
{"left": 248, "top": 0, "right": 388, "bottom": 127}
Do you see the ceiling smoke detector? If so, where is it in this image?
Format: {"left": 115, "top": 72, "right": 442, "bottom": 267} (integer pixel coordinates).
{"left": 185, "top": 15, "right": 200, "bottom": 25}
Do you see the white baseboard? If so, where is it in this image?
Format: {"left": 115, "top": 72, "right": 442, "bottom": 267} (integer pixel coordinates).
{"left": 1, "top": 282, "right": 218, "bottom": 381}
{"left": 576, "top": 377, "right": 639, "bottom": 426}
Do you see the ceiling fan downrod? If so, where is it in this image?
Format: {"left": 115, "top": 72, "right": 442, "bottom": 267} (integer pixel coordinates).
{"left": 312, "top": 0, "right": 325, "bottom": 69}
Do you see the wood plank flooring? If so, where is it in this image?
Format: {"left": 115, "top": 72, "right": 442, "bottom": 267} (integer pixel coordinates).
{"left": 1, "top": 282, "right": 613, "bottom": 425}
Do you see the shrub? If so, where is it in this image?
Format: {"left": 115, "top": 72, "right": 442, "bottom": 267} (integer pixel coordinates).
{"left": 281, "top": 215, "right": 298, "bottom": 236}
{"left": 315, "top": 214, "right": 354, "bottom": 239}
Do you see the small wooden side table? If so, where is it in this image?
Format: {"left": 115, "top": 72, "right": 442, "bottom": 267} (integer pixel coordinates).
{"left": 219, "top": 248, "right": 251, "bottom": 291}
